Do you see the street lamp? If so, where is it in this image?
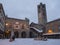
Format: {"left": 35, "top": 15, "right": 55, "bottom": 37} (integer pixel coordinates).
{"left": 48, "top": 29, "right": 53, "bottom": 33}
{"left": 6, "top": 30, "right": 10, "bottom": 34}
{"left": 6, "top": 23, "right": 9, "bottom": 26}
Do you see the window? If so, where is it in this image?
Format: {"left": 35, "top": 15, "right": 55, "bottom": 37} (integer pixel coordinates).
{"left": 14, "top": 25, "right": 20, "bottom": 29}
{"left": 16, "top": 26, "right": 18, "bottom": 28}
{"left": 58, "top": 25, "right": 60, "bottom": 32}
{"left": 15, "top": 22, "right": 19, "bottom": 24}
{"left": 22, "top": 24, "right": 24, "bottom": 29}
{"left": 20, "top": 24, "right": 26, "bottom": 29}
{"left": 52, "top": 26, "right": 55, "bottom": 32}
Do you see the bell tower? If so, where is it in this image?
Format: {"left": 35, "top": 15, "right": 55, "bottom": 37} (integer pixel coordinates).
{"left": 38, "top": 3, "right": 47, "bottom": 25}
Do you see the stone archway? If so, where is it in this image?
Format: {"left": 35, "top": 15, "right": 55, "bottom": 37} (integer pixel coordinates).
{"left": 29, "top": 31, "right": 33, "bottom": 38}
{"left": 5, "top": 30, "right": 11, "bottom": 39}
{"left": 21, "top": 31, "right": 26, "bottom": 38}
{"left": 14, "top": 31, "right": 19, "bottom": 38}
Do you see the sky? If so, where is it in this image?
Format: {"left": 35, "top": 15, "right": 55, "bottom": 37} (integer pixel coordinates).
{"left": 0, "top": 0, "right": 60, "bottom": 23}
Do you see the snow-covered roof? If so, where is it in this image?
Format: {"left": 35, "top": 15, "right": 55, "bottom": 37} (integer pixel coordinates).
{"left": 43, "top": 32, "right": 60, "bottom": 35}
{"left": 30, "top": 27, "right": 43, "bottom": 33}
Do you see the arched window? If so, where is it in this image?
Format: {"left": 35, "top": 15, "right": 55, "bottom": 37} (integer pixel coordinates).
{"left": 21, "top": 24, "right": 24, "bottom": 29}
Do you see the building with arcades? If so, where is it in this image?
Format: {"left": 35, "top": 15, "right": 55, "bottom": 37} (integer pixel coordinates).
{"left": 5, "top": 16, "right": 30, "bottom": 38}
{"left": 0, "top": 2, "right": 60, "bottom": 38}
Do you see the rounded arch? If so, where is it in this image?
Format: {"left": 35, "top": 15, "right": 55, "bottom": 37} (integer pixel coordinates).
{"left": 14, "top": 31, "right": 19, "bottom": 38}
{"left": 21, "top": 31, "right": 26, "bottom": 38}
{"left": 5, "top": 30, "right": 11, "bottom": 39}
{"left": 29, "top": 31, "right": 33, "bottom": 38}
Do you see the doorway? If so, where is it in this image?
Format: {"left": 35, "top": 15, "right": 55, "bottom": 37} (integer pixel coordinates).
{"left": 21, "top": 31, "right": 26, "bottom": 38}
{"left": 14, "top": 31, "right": 19, "bottom": 38}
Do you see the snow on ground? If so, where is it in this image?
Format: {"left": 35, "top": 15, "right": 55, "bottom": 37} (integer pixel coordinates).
{"left": 0, "top": 38, "right": 60, "bottom": 45}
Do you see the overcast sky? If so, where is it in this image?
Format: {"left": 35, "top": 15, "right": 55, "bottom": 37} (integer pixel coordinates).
{"left": 0, "top": 0, "right": 60, "bottom": 23}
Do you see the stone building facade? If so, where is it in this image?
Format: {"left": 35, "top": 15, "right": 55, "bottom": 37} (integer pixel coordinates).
{"left": 30, "top": 3, "right": 60, "bottom": 38}
{"left": 46, "top": 19, "right": 60, "bottom": 33}
{"left": 43, "top": 19, "right": 60, "bottom": 38}
{"left": 0, "top": 2, "right": 60, "bottom": 38}
{"left": 5, "top": 16, "right": 29, "bottom": 38}
{"left": 0, "top": 3, "right": 5, "bottom": 38}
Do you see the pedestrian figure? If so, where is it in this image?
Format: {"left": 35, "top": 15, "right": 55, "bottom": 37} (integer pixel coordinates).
{"left": 12, "top": 35, "right": 15, "bottom": 41}
{"left": 9, "top": 31, "right": 15, "bottom": 42}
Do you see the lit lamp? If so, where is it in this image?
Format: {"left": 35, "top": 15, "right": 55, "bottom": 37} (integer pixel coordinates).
{"left": 6, "top": 23, "right": 8, "bottom": 26}
{"left": 48, "top": 29, "right": 53, "bottom": 33}
{"left": 6, "top": 30, "right": 9, "bottom": 33}
{"left": 6, "top": 31, "right": 9, "bottom": 33}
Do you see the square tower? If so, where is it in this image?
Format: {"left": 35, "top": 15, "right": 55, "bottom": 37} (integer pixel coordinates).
{"left": 37, "top": 3, "right": 47, "bottom": 25}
